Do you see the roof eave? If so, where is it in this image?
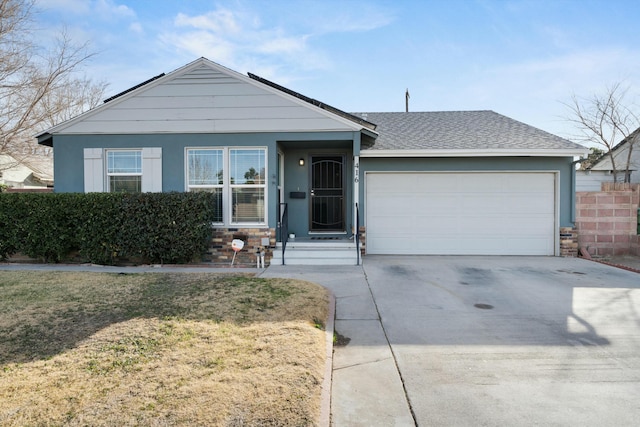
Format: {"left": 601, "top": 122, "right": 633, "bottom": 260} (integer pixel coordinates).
{"left": 247, "top": 72, "right": 377, "bottom": 131}
{"left": 37, "top": 133, "right": 53, "bottom": 147}
{"left": 360, "top": 148, "right": 589, "bottom": 158}
{"left": 361, "top": 128, "right": 378, "bottom": 139}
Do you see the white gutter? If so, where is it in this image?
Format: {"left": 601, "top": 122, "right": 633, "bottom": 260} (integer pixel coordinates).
{"left": 360, "top": 148, "right": 589, "bottom": 158}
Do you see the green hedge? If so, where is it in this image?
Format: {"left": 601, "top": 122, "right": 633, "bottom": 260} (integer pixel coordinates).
{"left": 0, "top": 192, "right": 218, "bottom": 264}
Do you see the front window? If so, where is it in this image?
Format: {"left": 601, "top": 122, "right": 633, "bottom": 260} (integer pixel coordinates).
{"left": 186, "top": 147, "right": 266, "bottom": 225}
{"left": 107, "top": 150, "right": 141, "bottom": 192}
{"left": 230, "top": 149, "right": 266, "bottom": 223}
{"left": 187, "top": 149, "right": 223, "bottom": 223}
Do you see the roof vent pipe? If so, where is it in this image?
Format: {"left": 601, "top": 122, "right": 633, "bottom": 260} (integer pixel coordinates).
{"left": 405, "top": 89, "right": 410, "bottom": 112}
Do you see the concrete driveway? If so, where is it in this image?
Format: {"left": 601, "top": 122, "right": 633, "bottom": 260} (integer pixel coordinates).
{"left": 362, "top": 256, "right": 640, "bottom": 426}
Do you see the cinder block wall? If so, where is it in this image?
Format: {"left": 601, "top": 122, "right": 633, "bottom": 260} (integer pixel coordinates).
{"left": 575, "top": 183, "right": 640, "bottom": 257}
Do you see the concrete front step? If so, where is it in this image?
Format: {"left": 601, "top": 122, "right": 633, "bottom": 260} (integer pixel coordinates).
{"left": 273, "top": 256, "right": 358, "bottom": 266}
{"left": 271, "top": 241, "right": 361, "bottom": 266}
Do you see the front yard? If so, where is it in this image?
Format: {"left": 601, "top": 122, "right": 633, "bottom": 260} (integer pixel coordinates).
{"left": 0, "top": 271, "right": 329, "bottom": 426}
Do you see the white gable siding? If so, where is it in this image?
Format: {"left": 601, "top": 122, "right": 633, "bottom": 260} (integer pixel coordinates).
{"left": 575, "top": 170, "right": 613, "bottom": 192}
{"left": 59, "top": 64, "right": 357, "bottom": 135}
{"left": 590, "top": 146, "right": 640, "bottom": 184}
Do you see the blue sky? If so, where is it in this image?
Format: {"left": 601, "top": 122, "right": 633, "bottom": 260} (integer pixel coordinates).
{"left": 35, "top": 0, "right": 640, "bottom": 141}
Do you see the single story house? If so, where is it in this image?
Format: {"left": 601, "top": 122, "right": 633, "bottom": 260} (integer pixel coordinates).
{"left": 0, "top": 154, "right": 53, "bottom": 191}
{"left": 37, "top": 58, "right": 587, "bottom": 264}
{"left": 576, "top": 129, "right": 640, "bottom": 191}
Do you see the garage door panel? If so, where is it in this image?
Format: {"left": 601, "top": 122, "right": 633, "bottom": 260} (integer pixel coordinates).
{"left": 369, "top": 214, "right": 459, "bottom": 233}
{"left": 504, "top": 197, "right": 554, "bottom": 216}
{"left": 460, "top": 194, "right": 505, "bottom": 211}
{"left": 506, "top": 237, "right": 552, "bottom": 255}
{"left": 413, "top": 174, "right": 458, "bottom": 191}
{"left": 420, "top": 196, "right": 459, "bottom": 212}
{"left": 461, "top": 174, "right": 507, "bottom": 191}
{"left": 366, "top": 172, "right": 556, "bottom": 256}
{"left": 505, "top": 173, "right": 554, "bottom": 191}
{"left": 502, "top": 218, "right": 553, "bottom": 233}
{"left": 458, "top": 217, "right": 504, "bottom": 234}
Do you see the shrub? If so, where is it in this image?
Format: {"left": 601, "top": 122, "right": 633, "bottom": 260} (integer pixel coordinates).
{"left": 0, "top": 192, "right": 218, "bottom": 264}
{"left": 0, "top": 193, "right": 84, "bottom": 262}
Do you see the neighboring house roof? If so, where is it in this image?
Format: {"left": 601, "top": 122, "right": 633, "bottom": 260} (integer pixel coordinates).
{"left": 355, "top": 111, "right": 587, "bottom": 157}
{"left": 0, "top": 155, "right": 53, "bottom": 187}
{"left": 23, "top": 156, "right": 54, "bottom": 184}
{"left": 587, "top": 127, "right": 640, "bottom": 171}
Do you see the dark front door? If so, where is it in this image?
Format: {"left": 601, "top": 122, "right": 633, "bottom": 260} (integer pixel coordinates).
{"left": 310, "top": 155, "right": 345, "bottom": 232}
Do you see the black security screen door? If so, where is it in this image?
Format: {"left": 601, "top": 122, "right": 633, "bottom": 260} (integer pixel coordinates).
{"left": 310, "top": 155, "right": 345, "bottom": 231}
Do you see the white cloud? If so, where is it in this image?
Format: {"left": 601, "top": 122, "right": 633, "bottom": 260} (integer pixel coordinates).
{"left": 257, "top": 35, "right": 307, "bottom": 55}
{"left": 159, "top": 2, "right": 392, "bottom": 84}
{"left": 129, "top": 21, "right": 143, "bottom": 34}
{"left": 431, "top": 47, "right": 640, "bottom": 139}
{"left": 38, "top": 0, "right": 137, "bottom": 19}
{"left": 36, "top": 0, "right": 91, "bottom": 14}
{"left": 175, "top": 9, "right": 241, "bottom": 34}
{"left": 306, "top": 3, "right": 395, "bottom": 34}
{"left": 95, "top": 0, "right": 136, "bottom": 19}
{"left": 489, "top": 48, "right": 640, "bottom": 100}
{"left": 160, "top": 9, "right": 308, "bottom": 81}
{"left": 161, "top": 30, "right": 236, "bottom": 65}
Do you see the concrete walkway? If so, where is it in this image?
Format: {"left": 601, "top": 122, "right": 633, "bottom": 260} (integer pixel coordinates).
{"left": 260, "top": 265, "right": 414, "bottom": 426}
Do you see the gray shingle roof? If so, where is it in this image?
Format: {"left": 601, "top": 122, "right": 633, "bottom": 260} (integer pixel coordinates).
{"left": 353, "top": 111, "right": 586, "bottom": 152}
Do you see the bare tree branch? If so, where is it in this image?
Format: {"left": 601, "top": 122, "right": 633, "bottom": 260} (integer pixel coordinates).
{"left": 0, "top": 0, "right": 107, "bottom": 170}
{"left": 562, "top": 83, "right": 640, "bottom": 183}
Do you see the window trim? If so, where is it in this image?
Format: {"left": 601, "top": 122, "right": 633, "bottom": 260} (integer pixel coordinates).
{"left": 105, "top": 149, "right": 142, "bottom": 193}
{"left": 186, "top": 148, "right": 225, "bottom": 224}
{"left": 185, "top": 146, "right": 268, "bottom": 228}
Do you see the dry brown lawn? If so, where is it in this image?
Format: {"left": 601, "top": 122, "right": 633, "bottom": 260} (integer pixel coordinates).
{"left": 0, "top": 271, "right": 329, "bottom": 426}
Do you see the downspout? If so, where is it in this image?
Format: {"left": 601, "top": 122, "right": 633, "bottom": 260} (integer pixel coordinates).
{"left": 571, "top": 158, "right": 590, "bottom": 222}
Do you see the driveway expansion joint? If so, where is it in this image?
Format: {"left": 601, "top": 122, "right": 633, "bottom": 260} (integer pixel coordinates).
{"left": 333, "top": 356, "right": 394, "bottom": 371}
{"left": 362, "top": 268, "right": 419, "bottom": 426}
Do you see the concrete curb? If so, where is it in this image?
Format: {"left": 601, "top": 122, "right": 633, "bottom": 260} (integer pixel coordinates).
{"left": 0, "top": 262, "right": 261, "bottom": 274}
{"left": 320, "top": 291, "right": 336, "bottom": 427}
{"left": 588, "top": 259, "right": 640, "bottom": 274}
{"left": 578, "top": 250, "right": 640, "bottom": 274}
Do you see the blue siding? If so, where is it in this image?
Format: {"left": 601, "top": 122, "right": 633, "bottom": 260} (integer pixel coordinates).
{"left": 52, "top": 131, "right": 358, "bottom": 228}
{"left": 359, "top": 156, "right": 576, "bottom": 227}
{"left": 52, "top": 132, "right": 577, "bottom": 231}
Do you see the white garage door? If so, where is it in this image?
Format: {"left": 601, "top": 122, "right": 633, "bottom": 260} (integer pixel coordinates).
{"left": 365, "top": 172, "right": 557, "bottom": 255}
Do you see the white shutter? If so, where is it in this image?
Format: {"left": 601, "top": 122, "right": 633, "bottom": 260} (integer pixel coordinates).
{"left": 83, "top": 148, "right": 104, "bottom": 193}
{"left": 141, "top": 147, "right": 162, "bottom": 192}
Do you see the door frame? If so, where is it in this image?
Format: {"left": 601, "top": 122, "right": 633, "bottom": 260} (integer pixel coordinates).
{"left": 309, "top": 154, "right": 346, "bottom": 233}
